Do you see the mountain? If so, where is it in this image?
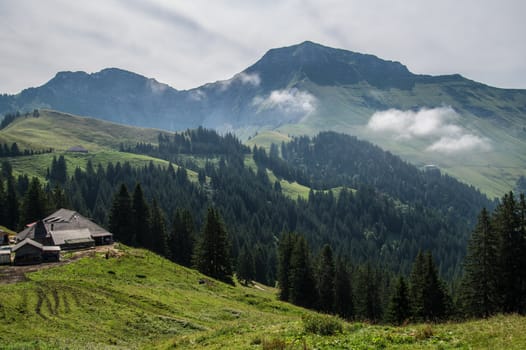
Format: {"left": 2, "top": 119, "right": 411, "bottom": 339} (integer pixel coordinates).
{"left": 2, "top": 41, "right": 526, "bottom": 197}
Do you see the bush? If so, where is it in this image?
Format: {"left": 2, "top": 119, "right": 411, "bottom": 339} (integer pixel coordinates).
{"left": 415, "top": 324, "right": 434, "bottom": 340}
{"left": 302, "top": 314, "right": 343, "bottom": 336}
{"left": 261, "top": 338, "right": 287, "bottom": 350}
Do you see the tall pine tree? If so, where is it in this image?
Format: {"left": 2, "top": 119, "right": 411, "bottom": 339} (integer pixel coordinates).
{"left": 132, "top": 183, "right": 150, "bottom": 248}
{"left": 410, "top": 251, "right": 449, "bottom": 321}
{"left": 334, "top": 256, "right": 354, "bottom": 320}
{"left": 289, "top": 235, "right": 316, "bottom": 308}
{"left": 277, "top": 232, "right": 298, "bottom": 301}
{"left": 317, "top": 244, "right": 335, "bottom": 313}
{"left": 169, "top": 208, "right": 194, "bottom": 266}
{"left": 461, "top": 208, "right": 500, "bottom": 317}
{"left": 109, "top": 184, "right": 133, "bottom": 245}
{"left": 493, "top": 192, "right": 525, "bottom": 313}
{"left": 193, "top": 207, "right": 233, "bottom": 284}
{"left": 21, "top": 177, "right": 48, "bottom": 225}
{"left": 237, "top": 244, "right": 255, "bottom": 285}
{"left": 150, "top": 199, "right": 169, "bottom": 256}
{"left": 386, "top": 276, "right": 411, "bottom": 325}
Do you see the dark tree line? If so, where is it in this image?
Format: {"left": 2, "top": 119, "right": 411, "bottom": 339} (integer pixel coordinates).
{"left": 0, "top": 142, "right": 52, "bottom": 157}
{"left": 277, "top": 231, "right": 450, "bottom": 323}
{"left": 121, "top": 127, "right": 250, "bottom": 166}
{"left": 109, "top": 184, "right": 233, "bottom": 283}
{"left": 0, "top": 109, "right": 40, "bottom": 129}
{"left": 461, "top": 192, "right": 526, "bottom": 317}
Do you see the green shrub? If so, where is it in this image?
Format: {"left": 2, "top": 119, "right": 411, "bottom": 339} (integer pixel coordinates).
{"left": 302, "top": 314, "right": 343, "bottom": 336}
{"left": 261, "top": 338, "right": 287, "bottom": 350}
{"left": 415, "top": 324, "right": 434, "bottom": 340}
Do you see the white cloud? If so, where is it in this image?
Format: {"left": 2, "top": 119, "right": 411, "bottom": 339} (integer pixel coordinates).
{"left": 427, "top": 134, "right": 492, "bottom": 154}
{"left": 253, "top": 88, "right": 317, "bottom": 115}
{"left": 188, "top": 89, "right": 206, "bottom": 101}
{"left": 218, "top": 72, "right": 261, "bottom": 90}
{"left": 367, "top": 107, "right": 491, "bottom": 154}
{"left": 147, "top": 79, "right": 169, "bottom": 94}
{"left": 368, "top": 107, "right": 461, "bottom": 139}
{"left": 237, "top": 72, "right": 261, "bottom": 86}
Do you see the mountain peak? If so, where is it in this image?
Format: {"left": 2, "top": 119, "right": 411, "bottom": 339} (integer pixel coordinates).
{"left": 250, "top": 41, "right": 414, "bottom": 89}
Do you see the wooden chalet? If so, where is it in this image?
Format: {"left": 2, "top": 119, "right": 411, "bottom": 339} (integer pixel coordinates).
{"left": 12, "top": 238, "right": 60, "bottom": 265}
{"left": 16, "top": 208, "right": 113, "bottom": 250}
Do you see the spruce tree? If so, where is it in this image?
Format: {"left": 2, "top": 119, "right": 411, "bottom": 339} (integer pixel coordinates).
{"left": 169, "top": 208, "right": 194, "bottom": 266}
{"left": 50, "top": 185, "right": 68, "bottom": 210}
{"left": 253, "top": 244, "right": 269, "bottom": 285}
{"left": 494, "top": 192, "right": 525, "bottom": 313}
{"left": 317, "top": 244, "right": 335, "bottom": 313}
{"left": 21, "top": 177, "right": 48, "bottom": 225}
{"left": 237, "top": 244, "right": 255, "bottom": 285}
{"left": 150, "top": 199, "right": 168, "bottom": 256}
{"left": 277, "top": 232, "right": 298, "bottom": 301}
{"left": 423, "top": 252, "right": 449, "bottom": 321}
{"left": 334, "top": 256, "right": 354, "bottom": 320}
{"left": 193, "top": 207, "right": 233, "bottom": 284}
{"left": 132, "top": 183, "right": 150, "bottom": 248}
{"left": 409, "top": 251, "right": 426, "bottom": 321}
{"left": 461, "top": 208, "right": 500, "bottom": 317}
{"left": 386, "top": 276, "right": 411, "bottom": 325}
{"left": 410, "top": 251, "right": 449, "bottom": 321}
{"left": 356, "top": 264, "right": 383, "bottom": 322}
{"left": 109, "top": 184, "right": 133, "bottom": 245}
{"left": 5, "top": 177, "right": 18, "bottom": 230}
{"left": 289, "top": 235, "right": 316, "bottom": 308}
{"left": 49, "top": 155, "right": 67, "bottom": 184}
{"left": 0, "top": 179, "right": 6, "bottom": 226}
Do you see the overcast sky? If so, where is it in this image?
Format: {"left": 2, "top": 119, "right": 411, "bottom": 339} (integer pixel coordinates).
{"left": 1, "top": 0, "right": 525, "bottom": 94}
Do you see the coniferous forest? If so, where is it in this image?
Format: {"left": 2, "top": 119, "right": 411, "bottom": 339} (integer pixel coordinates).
{"left": 0, "top": 128, "right": 523, "bottom": 324}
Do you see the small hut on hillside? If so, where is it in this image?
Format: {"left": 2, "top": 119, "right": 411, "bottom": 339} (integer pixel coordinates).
{"left": 66, "top": 145, "right": 88, "bottom": 153}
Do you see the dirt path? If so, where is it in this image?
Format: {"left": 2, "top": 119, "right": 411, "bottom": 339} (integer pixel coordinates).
{"left": 0, "top": 244, "right": 117, "bottom": 284}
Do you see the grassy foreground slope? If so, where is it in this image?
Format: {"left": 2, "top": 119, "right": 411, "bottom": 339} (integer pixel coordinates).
{"left": 0, "top": 246, "right": 525, "bottom": 349}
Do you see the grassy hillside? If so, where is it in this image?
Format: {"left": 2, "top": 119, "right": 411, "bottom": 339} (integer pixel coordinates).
{"left": 0, "top": 110, "right": 200, "bottom": 182}
{"left": 0, "top": 109, "right": 166, "bottom": 152}
{"left": 0, "top": 246, "right": 524, "bottom": 349}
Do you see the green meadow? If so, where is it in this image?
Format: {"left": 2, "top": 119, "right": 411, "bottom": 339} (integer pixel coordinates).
{"left": 0, "top": 246, "right": 524, "bottom": 349}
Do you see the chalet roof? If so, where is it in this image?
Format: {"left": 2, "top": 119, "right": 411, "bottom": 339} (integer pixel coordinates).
{"left": 0, "top": 250, "right": 11, "bottom": 255}
{"left": 16, "top": 208, "right": 112, "bottom": 243}
{"left": 12, "top": 238, "right": 43, "bottom": 252}
{"left": 50, "top": 229, "right": 93, "bottom": 246}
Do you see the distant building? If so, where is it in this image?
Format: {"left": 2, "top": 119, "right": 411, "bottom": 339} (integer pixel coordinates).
{"left": 66, "top": 145, "right": 88, "bottom": 153}
{"left": 12, "top": 238, "right": 60, "bottom": 265}
{"left": 16, "top": 208, "right": 113, "bottom": 249}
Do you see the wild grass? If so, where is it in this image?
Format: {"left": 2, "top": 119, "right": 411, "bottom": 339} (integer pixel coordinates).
{"left": 0, "top": 246, "right": 524, "bottom": 349}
